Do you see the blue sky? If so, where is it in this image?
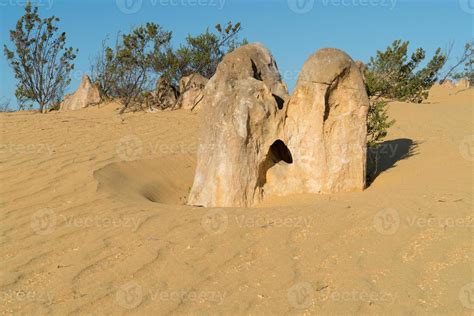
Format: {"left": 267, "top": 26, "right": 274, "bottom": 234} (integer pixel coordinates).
{"left": 0, "top": 0, "right": 473, "bottom": 107}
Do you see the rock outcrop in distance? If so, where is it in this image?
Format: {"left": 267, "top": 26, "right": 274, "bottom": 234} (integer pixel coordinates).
{"left": 456, "top": 78, "right": 471, "bottom": 89}
{"left": 155, "top": 77, "right": 179, "bottom": 110}
{"left": 175, "top": 73, "right": 209, "bottom": 111}
{"left": 61, "top": 75, "right": 101, "bottom": 111}
{"left": 188, "top": 43, "right": 369, "bottom": 208}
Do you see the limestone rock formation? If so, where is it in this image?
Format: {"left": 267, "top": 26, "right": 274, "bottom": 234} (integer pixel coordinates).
{"left": 176, "top": 73, "right": 208, "bottom": 110}
{"left": 60, "top": 75, "right": 101, "bottom": 111}
{"left": 187, "top": 43, "right": 289, "bottom": 207}
{"left": 155, "top": 77, "right": 178, "bottom": 109}
{"left": 440, "top": 79, "right": 455, "bottom": 88}
{"left": 266, "top": 48, "right": 370, "bottom": 196}
{"left": 188, "top": 45, "right": 369, "bottom": 207}
{"left": 456, "top": 78, "right": 471, "bottom": 89}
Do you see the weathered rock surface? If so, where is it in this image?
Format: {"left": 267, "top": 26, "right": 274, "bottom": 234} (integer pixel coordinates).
{"left": 440, "top": 79, "right": 455, "bottom": 88}
{"left": 61, "top": 75, "right": 101, "bottom": 111}
{"left": 355, "top": 60, "right": 367, "bottom": 79}
{"left": 188, "top": 45, "right": 369, "bottom": 207}
{"left": 155, "top": 77, "right": 178, "bottom": 109}
{"left": 188, "top": 43, "right": 289, "bottom": 207}
{"left": 266, "top": 49, "right": 369, "bottom": 196}
{"left": 456, "top": 78, "right": 471, "bottom": 89}
{"left": 176, "top": 73, "right": 208, "bottom": 110}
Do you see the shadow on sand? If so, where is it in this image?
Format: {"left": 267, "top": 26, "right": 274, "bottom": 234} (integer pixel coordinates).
{"left": 367, "top": 138, "right": 419, "bottom": 186}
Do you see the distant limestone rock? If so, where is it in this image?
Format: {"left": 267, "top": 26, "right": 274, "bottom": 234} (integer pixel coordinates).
{"left": 440, "top": 79, "right": 456, "bottom": 89}
{"left": 155, "top": 77, "right": 178, "bottom": 109}
{"left": 61, "top": 75, "right": 101, "bottom": 111}
{"left": 176, "top": 73, "right": 208, "bottom": 110}
{"left": 456, "top": 78, "right": 471, "bottom": 89}
{"left": 188, "top": 44, "right": 369, "bottom": 208}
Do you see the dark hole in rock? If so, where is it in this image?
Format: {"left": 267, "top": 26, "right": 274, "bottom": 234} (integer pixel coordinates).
{"left": 251, "top": 59, "right": 263, "bottom": 81}
{"left": 273, "top": 94, "right": 285, "bottom": 110}
{"left": 269, "top": 140, "right": 293, "bottom": 164}
{"left": 256, "top": 139, "right": 293, "bottom": 191}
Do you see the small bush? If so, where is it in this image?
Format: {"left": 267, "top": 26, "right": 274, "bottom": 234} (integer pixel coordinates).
{"left": 90, "top": 21, "right": 245, "bottom": 112}
{"left": 3, "top": 2, "right": 77, "bottom": 113}
{"left": 451, "top": 41, "right": 474, "bottom": 85}
{"left": 0, "top": 98, "right": 13, "bottom": 112}
{"left": 367, "top": 100, "right": 395, "bottom": 148}
{"left": 91, "top": 23, "right": 172, "bottom": 112}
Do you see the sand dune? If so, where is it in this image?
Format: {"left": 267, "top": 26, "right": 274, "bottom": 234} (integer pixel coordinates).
{"left": 0, "top": 88, "right": 473, "bottom": 314}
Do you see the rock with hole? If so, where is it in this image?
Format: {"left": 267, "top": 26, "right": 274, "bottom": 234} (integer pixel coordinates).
{"left": 188, "top": 43, "right": 289, "bottom": 207}
{"left": 266, "top": 48, "right": 369, "bottom": 196}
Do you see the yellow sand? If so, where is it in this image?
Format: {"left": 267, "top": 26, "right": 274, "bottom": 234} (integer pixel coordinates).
{"left": 1, "top": 87, "right": 473, "bottom": 314}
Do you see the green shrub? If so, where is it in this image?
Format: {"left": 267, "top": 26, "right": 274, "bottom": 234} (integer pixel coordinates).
{"left": 367, "top": 100, "right": 395, "bottom": 148}
{"left": 3, "top": 2, "right": 77, "bottom": 113}
{"left": 90, "top": 21, "right": 245, "bottom": 112}
{"left": 451, "top": 41, "right": 474, "bottom": 85}
{"left": 365, "top": 40, "right": 446, "bottom": 103}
